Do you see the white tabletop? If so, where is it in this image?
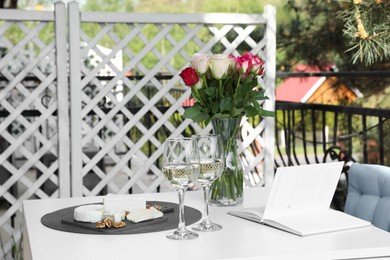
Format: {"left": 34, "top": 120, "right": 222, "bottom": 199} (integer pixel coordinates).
{"left": 23, "top": 188, "right": 390, "bottom": 260}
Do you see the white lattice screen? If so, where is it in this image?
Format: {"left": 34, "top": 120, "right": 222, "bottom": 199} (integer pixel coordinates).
{"left": 0, "top": 3, "right": 275, "bottom": 258}
{"left": 68, "top": 3, "right": 275, "bottom": 197}
{"left": 0, "top": 4, "right": 69, "bottom": 258}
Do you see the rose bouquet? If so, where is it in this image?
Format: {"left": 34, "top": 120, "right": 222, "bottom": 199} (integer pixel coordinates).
{"left": 180, "top": 52, "right": 274, "bottom": 124}
{"left": 179, "top": 52, "right": 274, "bottom": 206}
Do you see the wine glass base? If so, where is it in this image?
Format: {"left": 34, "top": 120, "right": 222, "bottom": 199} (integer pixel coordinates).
{"left": 192, "top": 221, "right": 223, "bottom": 232}
{"left": 166, "top": 229, "right": 199, "bottom": 240}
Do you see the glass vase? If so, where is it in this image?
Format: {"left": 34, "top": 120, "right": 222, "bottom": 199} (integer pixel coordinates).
{"left": 209, "top": 117, "right": 243, "bottom": 206}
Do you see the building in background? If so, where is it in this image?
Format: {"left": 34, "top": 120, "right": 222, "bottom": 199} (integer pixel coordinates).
{"left": 276, "top": 64, "right": 363, "bottom": 105}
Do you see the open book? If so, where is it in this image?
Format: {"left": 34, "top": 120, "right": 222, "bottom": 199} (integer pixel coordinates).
{"left": 228, "top": 162, "right": 371, "bottom": 236}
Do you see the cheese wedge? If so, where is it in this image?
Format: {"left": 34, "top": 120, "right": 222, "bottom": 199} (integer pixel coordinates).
{"left": 126, "top": 207, "right": 163, "bottom": 223}
{"left": 103, "top": 194, "right": 146, "bottom": 213}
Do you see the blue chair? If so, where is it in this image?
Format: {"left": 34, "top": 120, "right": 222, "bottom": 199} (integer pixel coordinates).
{"left": 344, "top": 163, "right": 390, "bottom": 232}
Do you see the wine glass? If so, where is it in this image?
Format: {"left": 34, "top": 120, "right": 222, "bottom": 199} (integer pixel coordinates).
{"left": 162, "top": 137, "right": 200, "bottom": 240}
{"left": 192, "top": 134, "right": 224, "bottom": 232}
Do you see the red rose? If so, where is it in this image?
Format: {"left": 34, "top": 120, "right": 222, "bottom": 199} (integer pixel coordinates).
{"left": 179, "top": 67, "right": 199, "bottom": 87}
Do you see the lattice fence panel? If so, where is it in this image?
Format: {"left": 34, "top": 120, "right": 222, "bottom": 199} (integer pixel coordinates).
{"left": 0, "top": 5, "right": 69, "bottom": 259}
{"left": 69, "top": 5, "right": 276, "bottom": 197}
{"left": 0, "top": 3, "right": 275, "bottom": 258}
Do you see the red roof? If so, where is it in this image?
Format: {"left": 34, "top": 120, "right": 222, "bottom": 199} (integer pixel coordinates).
{"left": 276, "top": 65, "right": 327, "bottom": 102}
{"left": 182, "top": 98, "right": 195, "bottom": 107}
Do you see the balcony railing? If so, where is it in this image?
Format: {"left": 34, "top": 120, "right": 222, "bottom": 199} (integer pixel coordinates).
{"left": 275, "top": 101, "right": 389, "bottom": 167}
{"left": 275, "top": 101, "right": 390, "bottom": 210}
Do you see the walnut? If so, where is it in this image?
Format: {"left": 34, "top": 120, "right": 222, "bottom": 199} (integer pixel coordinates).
{"left": 96, "top": 221, "right": 106, "bottom": 229}
{"left": 96, "top": 218, "right": 126, "bottom": 229}
{"left": 113, "top": 221, "right": 126, "bottom": 228}
{"left": 103, "top": 217, "right": 113, "bottom": 228}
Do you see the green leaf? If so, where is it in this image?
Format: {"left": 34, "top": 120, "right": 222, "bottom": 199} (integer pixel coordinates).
{"left": 211, "top": 101, "right": 218, "bottom": 114}
{"left": 234, "top": 95, "right": 244, "bottom": 108}
{"left": 193, "top": 102, "right": 208, "bottom": 113}
{"left": 204, "top": 87, "right": 216, "bottom": 99}
{"left": 183, "top": 107, "right": 209, "bottom": 122}
{"left": 231, "top": 107, "right": 243, "bottom": 117}
{"left": 247, "top": 79, "right": 258, "bottom": 88}
{"left": 258, "top": 109, "right": 275, "bottom": 117}
{"left": 254, "top": 90, "right": 269, "bottom": 100}
{"left": 199, "top": 90, "right": 210, "bottom": 103}
{"left": 244, "top": 106, "right": 258, "bottom": 117}
{"left": 252, "top": 100, "right": 261, "bottom": 111}
{"left": 213, "top": 113, "right": 231, "bottom": 119}
{"left": 219, "top": 96, "right": 232, "bottom": 112}
{"left": 193, "top": 112, "right": 210, "bottom": 122}
{"left": 237, "top": 82, "right": 250, "bottom": 98}
{"left": 183, "top": 107, "right": 201, "bottom": 119}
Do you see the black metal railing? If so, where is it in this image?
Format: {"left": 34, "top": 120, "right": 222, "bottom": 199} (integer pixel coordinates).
{"left": 275, "top": 101, "right": 390, "bottom": 210}
{"left": 275, "top": 101, "right": 390, "bottom": 168}
{"left": 2, "top": 74, "right": 389, "bottom": 170}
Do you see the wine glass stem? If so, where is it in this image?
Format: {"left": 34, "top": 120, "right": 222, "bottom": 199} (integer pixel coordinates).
{"left": 202, "top": 185, "right": 212, "bottom": 225}
{"left": 177, "top": 189, "right": 186, "bottom": 232}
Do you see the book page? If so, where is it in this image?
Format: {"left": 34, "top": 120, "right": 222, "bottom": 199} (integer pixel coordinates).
{"left": 263, "top": 162, "right": 344, "bottom": 220}
{"left": 264, "top": 209, "right": 371, "bottom": 236}
{"left": 228, "top": 206, "right": 265, "bottom": 223}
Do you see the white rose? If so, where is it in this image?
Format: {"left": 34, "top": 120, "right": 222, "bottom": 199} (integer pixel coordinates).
{"left": 190, "top": 53, "right": 209, "bottom": 74}
{"left": 209, "top": 54, "right": 231, "bottom": 79}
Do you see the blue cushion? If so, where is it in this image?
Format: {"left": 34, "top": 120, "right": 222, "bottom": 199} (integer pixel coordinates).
{"left": 344, "top": 163, "right": 390, "bottom": 232}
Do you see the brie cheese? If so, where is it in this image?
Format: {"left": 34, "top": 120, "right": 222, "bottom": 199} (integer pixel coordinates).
{"left": 74, "top": 204, "right": 104, "bottom": 223}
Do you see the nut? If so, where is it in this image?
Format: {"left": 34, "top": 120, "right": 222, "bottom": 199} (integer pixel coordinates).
{"left": 103, "top": 217, "right": 113, "bottom": 228}
{"left": 96, "top": 221, "right": 106, "bottom": 229}
{"left": 113, "top": 221, "right": 126, "bottom": 228}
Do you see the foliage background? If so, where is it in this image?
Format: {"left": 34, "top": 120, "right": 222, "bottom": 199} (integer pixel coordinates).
{"left": 82, "top": 0, "right": 390, "bottom": 109}
{"left": 2, "top": 0, "right": 389, "bottom": 109}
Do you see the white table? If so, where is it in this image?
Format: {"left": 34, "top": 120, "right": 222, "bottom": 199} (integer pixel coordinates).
{"left": 23, "top": 188, "right": 390, "bottom": 260}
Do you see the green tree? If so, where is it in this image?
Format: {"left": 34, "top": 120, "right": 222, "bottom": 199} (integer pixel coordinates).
{"left": 338, "top": 0, "right": 390, "bottom": 66}
{"left": 2, "top": 0, "right": 56, "bottom": 9}
{"left": 277, "top": 1, "right": 352, "bottom": 70}
{"left": 277, "top": 0, "right": 390, "bottom": 108}
{"left": 81, "top": 0, "right": 133, "bottom": 12}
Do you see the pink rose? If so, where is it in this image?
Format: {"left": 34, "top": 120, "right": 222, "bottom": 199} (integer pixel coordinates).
{"left": 251, "top": 55, "right": 265, "bottom": 76}
{"left": 238, "top": 52, "right": 254, "bottom": 74}
{"left": 233, "top": 52, "right": 265, "bottom": 76}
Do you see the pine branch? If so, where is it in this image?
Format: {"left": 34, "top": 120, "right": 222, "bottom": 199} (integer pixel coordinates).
{"left": 338, "top": 0, "right": 390, "bottom": 65}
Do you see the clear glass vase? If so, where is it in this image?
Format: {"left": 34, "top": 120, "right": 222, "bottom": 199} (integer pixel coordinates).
{"left": 209, "top": 117, "right": 243, "bottom": 206}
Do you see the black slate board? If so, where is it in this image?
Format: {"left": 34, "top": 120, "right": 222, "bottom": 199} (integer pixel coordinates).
{"left": 41, "top": 201, "right": 202, "bottom": 235}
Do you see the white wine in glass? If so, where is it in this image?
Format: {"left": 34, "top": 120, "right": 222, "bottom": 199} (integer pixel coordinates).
{"left": 192, "top": 134, "right": 224, "bottom": 232}
{"left": 162, "top": 137, "right": 200, "bottom": 240}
